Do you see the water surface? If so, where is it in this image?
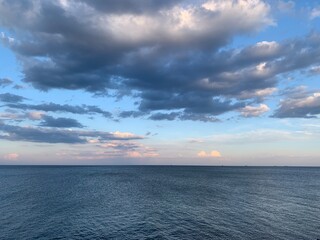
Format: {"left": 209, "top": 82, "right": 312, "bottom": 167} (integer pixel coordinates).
{"left": 0, "top": 166, "right": 319, "bottom": 239}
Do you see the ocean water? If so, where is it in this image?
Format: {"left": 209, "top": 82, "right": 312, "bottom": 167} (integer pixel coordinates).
{"left": 0, "top": 166, "right": 319, "bottom": 240}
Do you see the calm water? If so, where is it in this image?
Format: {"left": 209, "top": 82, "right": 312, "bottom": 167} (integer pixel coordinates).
{"left": 0, "top": 166, "right": 319, "bottom": 240}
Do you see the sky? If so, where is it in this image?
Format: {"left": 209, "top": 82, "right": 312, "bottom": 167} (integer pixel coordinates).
{"left": 0, "top": 0, "right": 320, "bottom": 165}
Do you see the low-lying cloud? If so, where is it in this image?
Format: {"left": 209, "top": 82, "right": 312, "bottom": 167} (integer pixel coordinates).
{"left": 0, "top": 93, "right": 27, "bottom": 103}
{"left": 39, "top": 116, "right": 84, "bottom": 128}
{"left": 5, "top": 102, "right": 112, "bottom": 118}
{"left": 197, "top": 150, "right": 222, "bottom": 158}
{"left": 0, "top": 122, "right": 143, "bottom": 144}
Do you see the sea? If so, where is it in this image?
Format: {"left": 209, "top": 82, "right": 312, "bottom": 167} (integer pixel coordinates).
{"left": 0, "top": 166, "right": 319, "bottom": 240}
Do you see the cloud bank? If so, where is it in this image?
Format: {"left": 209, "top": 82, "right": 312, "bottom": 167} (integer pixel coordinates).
{"left": 1, "top": 0, "right": 320, "bottom": 120}
{"left": 0, "top": 122, "right": 143, "bottom": 144}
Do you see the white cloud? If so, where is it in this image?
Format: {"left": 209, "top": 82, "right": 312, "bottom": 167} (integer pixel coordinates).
{"left": 112, "top": 131, "right": 141, "bottom": 139}
{"left": 27, "top": 111, "right": 45, "bottom": 120}
{"left": 101, "top": 0, "right": 273, "bottom": 45}
{"left": 238, "top": 87, "right": 277, "bottom": 100}
{"left": 127, "top": 151, "right": 142, "bottom": 158}
{"left": 253, "top": 41, "right": 280, "bottom": 57}
{"left": 240, "top": 104, "right": 270, "bottom": 117}
{"left": 202, "top": 0, "right": 273, "bottom": 28}
{"left": 197, "top": 150, "right": 207, "bottom": 157}
{"left": 311, "top": 6, "right": 320, "bottom": 19}
{"left": 0, "top": 32, "right": 15, "bottom": 46}
{"left": 197, "top": 150, "right": 222, "bottom": 158}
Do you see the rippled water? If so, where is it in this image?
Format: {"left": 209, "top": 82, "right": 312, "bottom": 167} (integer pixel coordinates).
{"left": 0, "top": 166, "right": 320, "bottom": 239}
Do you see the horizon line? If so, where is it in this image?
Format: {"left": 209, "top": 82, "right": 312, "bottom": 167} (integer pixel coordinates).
{"left": 1, "top": 164, "right": 320, "bottom": 168}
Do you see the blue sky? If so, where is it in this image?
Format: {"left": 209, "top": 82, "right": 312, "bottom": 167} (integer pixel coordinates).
{"left": 0, "top": 0, "right": 320, "bottom": 165}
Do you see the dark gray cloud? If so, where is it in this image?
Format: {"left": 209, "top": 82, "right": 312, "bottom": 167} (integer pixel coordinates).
{"left": 5, "top": 102, "right": 112, "bottom": 118}
{"left": 39, "top": 116, "right": 84, "bottom": 128}
{"left": 0, "top": 122, "right": 85, "bottom": 143}
{"left": 0, "top": 122, "right": 143, "bottom": 144}
{"left": 138, "top": 91, "right": 243, "bottom": 113}
{"left": 118, "top": 111, "right": 147, "bottom": 118}
{"left": 149, "top": 112, "right": 180, "bottom": 121}
{"left": 0, "top": 78, "right": 13, "bottom": 87}
{"left": 13, "top": 84, "right": 24, "bottom": 89}
{"left": 148, "top": 112, "right": 219, "bottom": 122}
{"left": 0, "top": 0, "right": 274, "bottom": 120}
{"left": 273, "top": 90, "right": 320, "bottom": 118}
{"left": 0, "top": 93, "right": 26, "bottom": 103}
{"left": 179, "top": 113, "right": 220, "bottom": 122}
{"left": 1, "top": 0, "right": 320, "bottom": 120}
{"left": 79, "top": 0, "right": 183, "bottom": 14}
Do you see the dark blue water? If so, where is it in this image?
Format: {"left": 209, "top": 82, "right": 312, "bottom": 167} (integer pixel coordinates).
{"left": 0, "top": 166, "right": 319, "bottom": 240}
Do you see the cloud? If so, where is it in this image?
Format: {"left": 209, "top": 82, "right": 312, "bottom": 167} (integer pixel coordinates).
{"left": 277, "top": 1, "right": 295, "bottom": 12}
{"left": 197, "top": 151, "right": 208, "bottom": 157}
{"left": 0, "top": 93, "right": 26, "bottom": 103}
{"left": 310, "top": 6, "right": 320, "bottom": 19}
{"left": 5, "top": 102, "right": 112, "bottom": 118}
{"left": 126, "top": 150, "right": 159, "bottom": 158}
{"left": 273, "top": 91, "right": 320, "bottom": 118}
{"left": 56, "top": 143, "right": 159, "bottom": 161}
{"left": 3, "top": 153, "right": 19, "bottom": 160}
{"left": 0, "top": 31, "right": 14, "bottom": 46}
{"left": 79, "top": 0, "right": 183, "bottom": 14}
{"left": 27, "top": 111, "right": 45, "bottom": 120}
{"left": 39, "top": 116, "right": 84, "bottom": 128}
{"left": 280, "top": 85, "right": 308, "bottom": 99}
{"left": 118, "top": 111, "right": 146, "bottom": 118}
{"left": 210, "top": 151, "right": 222, "bottom": 158}
{"left": 0, "top": 110, "right": 45, "bottom": 121}
{"left": 111, "top": 131, "right": 140, "bottom": 139}
{"left": 0, "top": 112, "right": 21, "bottom": 120}
{"left": 0, "top": 78, "right": 13, "bottom": 87}
{"left": 237, "top": 87, "right": 277, "bottom": 102}
{"left": 0, "top": 0, "right": 275, "bottom": 120}
{"left": 197, "top": 150, "right": 222, "bottom": 158}
{"left": 0, "top": 123, "right": 86, "bottom": 143}
{"left": 1, "top": 1, "right": 320, "bottom": 121}
{"left": 127, "top": 151, "right": 142, "bottom": 158}
{"left": 93, "top": 140, "right": 159, "bottom": 159}
{"left": 179, "top": 113, "right": 220, "bottom": 122}
{"left": 13, "top": 84, "right": 25, "bottom": 90}
{"left": 240, "top": 104, "right": 270, "bottom": 117}
{"left": 149, "top": 112, "right": 180, "bottom": 121}
{"left": 0, "top": 122, "right": 143, "bottom": 144}
{"left": 99, "top": 141, "right": 141, "bottom": 150}
{"left": 309, "top": 65, "right": 320, "bottom": 75}
{"left": 148, "top": 111, "right": 220, "bottom": 122}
